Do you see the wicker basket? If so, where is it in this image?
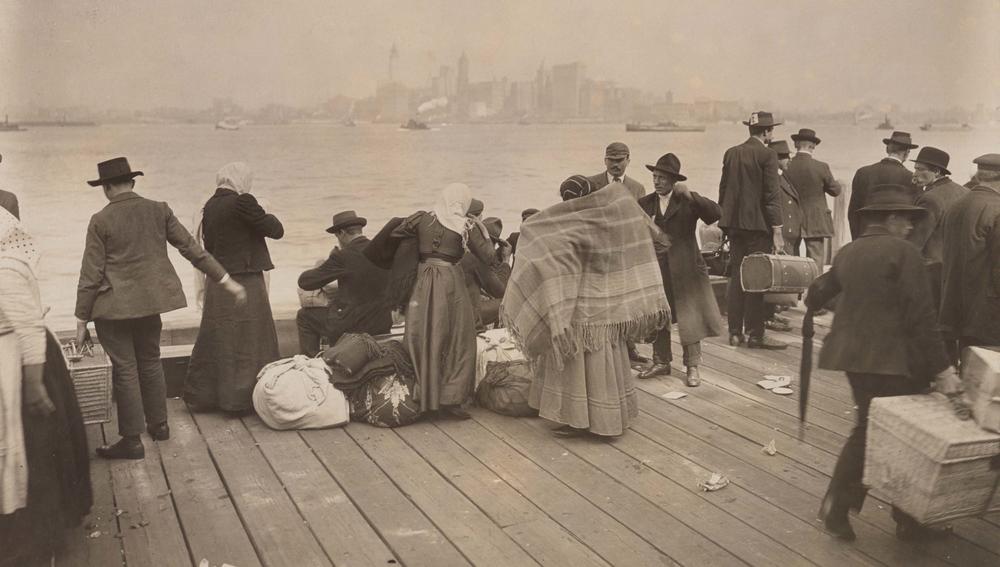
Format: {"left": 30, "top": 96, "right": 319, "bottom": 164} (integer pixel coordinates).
{"left": 62, "top": 344, "right": 113, "bottom": 425}
{"left": 864, "top": 394, "right": 1000, "bottom": 524}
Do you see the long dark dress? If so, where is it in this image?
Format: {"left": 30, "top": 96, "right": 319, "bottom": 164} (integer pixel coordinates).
{"left": 0, "top": 333, "right": 92, "bottom": 567}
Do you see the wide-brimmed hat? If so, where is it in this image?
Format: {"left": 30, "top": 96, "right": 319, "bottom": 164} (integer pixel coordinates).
{"left": 87, "top": 157, "right": 144, "bottom": 187}
{"left": 742, "top": 111, "right": 782, "bottom": 128}
{"left": 973, "top": 153, "right": 1000, "bottom": 172}
{"left": 882, "top": 131, "right": 918, "bottom": 149}
{"left": 790, "top": 128, "right": 821, "bottom": 145}
{"left": 482, "top": 217, "right": 503, "bottom": 242}
{"left": 911, "top": 146, "right": 951, "bottom": 175}
{"left": 605, "top": 142, "right": 630, "bottom": 159}
{"left": 857, "top": 184, "right": 926, "bottom": 215}
{"left": 644, "top": 153, "right": 687, "bottom": 181}
{"left": 326, "top": 210, "right": 367, "bottom": 233}
{"left": 768, "top": 140, "right": 791, "bottom": 158}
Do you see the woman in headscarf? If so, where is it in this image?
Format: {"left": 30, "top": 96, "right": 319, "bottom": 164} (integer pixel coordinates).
{"left": 184, "top": 162, "right": 284, "bottom": 413}
{"left": 391, "top": 183, "right": 503, "bottom": 419}
{"left": 0, "top": 208, "right": 92, "bottom": 566}
{"left": 503, "top": 177, "right": 671, "bottom": 437}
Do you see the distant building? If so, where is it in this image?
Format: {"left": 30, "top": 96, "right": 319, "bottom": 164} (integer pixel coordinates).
{"left": 551, "top": 62, "right": 586, "bottom": 118}
{"left": 375, "top": 82, "right": 411, "bottom": 122}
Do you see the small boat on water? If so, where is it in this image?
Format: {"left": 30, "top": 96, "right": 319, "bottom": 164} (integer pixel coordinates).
{"left": 626, "top": 121, "right": 705, "bottom": 133}
{"left": 343, "top": 118, "right": 357, "bottom": 127}
{"left": 919, "top": 122, "right": 972, "bottom": 132}
{"left": 0, "top": 115, "right": 24, "bottom": 132}
{"left": 401, "top": 119, "right": 429, "bottom": 130}
{"left": 215, "top": 119, "right": 241, "bottom": 131}
{"left": 876, "top": 115, "right": 894, "bottom": 130}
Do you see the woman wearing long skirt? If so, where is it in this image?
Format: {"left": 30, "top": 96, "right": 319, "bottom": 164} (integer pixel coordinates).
{"left": 185, "top": 162, "right": 284, "bottom": 413}
{"left": 392, "top": 183, "right": 502, "bottom": 419}
{"left": 503, "top": 177, "right": 671, "bottom": 437}
{"left": 1, "top": 209, "right": 92, "bottom": 566}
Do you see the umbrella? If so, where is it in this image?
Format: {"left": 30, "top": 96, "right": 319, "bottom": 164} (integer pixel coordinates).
{"left": 799, "top": 309, "right": 815, "bottom": 440}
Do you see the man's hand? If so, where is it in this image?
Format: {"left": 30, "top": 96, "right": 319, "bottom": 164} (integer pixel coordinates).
{"left": 771, "top": 227, "right": 785, "bottom": 255}
{"left": 497, "top": 241, "right": 513, "bottom": 263}
{"left": 223, "top": 278, "right": 248, "bottom": 307}
{"left": 673, "top": 182, "right": 693, "bottom": 200}
{"left": 934, "top": 366, "right": 962, "bottom": 395}
{"left": 75, "top": 320, "right": 93, "bottom": 348}
{"left": 23, "top": 364, "right": 55, "bottom": 417}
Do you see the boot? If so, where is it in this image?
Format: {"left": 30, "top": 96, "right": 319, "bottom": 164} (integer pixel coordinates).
{"left": 96, "top": 435, "right": 145, "bottom": 460}
{"left": 147, "top": 421, "right": 170, "bottom": 441}
{"left": 685, "top": 366, "right": 701, "bottom": 387}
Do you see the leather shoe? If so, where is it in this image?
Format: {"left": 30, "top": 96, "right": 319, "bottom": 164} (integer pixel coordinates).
{"left": 823, "top": 516, "right": 857, "bottom": 541}
{"left": 147, "top": 422, "right": 170, "bottom": 441}
{"left": 628, "top": 349, "right": 650, "bottom": 364}
{"left": 747, "top": 336, "right": 788, "bottom": 350}
{"left": 638, "top": 363, "right": 671, "bottom": 379}
{"left": 728, "top": 333, "right": 745, "bottom": 346}
{"left": 685, "top": 366, "right": 701, "bottom": 387}
{"left": 765, "top": 318, "right": 793, "bottom": 332}
{"left": 96, "top": 436, "right": 145, "bottom": 460}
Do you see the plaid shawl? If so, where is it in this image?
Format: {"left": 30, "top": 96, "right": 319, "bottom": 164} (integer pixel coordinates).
{"left": 501, "top": 184, "right": 671, "bottom": 369}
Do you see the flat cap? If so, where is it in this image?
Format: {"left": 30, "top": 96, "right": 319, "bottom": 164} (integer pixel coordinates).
{"left": 973, "top": 153, "right": 1000, "bottom": 171}
{"left": 605, "top": 142, "right": 630, "bottom": 158}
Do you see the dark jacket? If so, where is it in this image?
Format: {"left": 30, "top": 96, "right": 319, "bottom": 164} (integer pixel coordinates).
{"left": 940, "top": 185, "right": 1000, "bottom": 343}
{"left": 0, "top": 189, "right": 18, "bottom": 219}
{"left": 460, "top": 247, "right": 512, "bottom": 329}
{"left": 907, "top": 176, "right": 968, "bottom": 265}
{"left": 718, "top": 137, "right": 782, "bottom": 232}
{"left": 75, "top": 192, "right": 227, "bottom": 321}
{"left": 201, "top": 188, "right": 283, "bottom": 274}
{"left": 778, "top": 171, "right": 803, "bottom": 243}
{"left": 808, "top": 227, "right": 949, "bottom": 378}
{"left": 784, "top": 153, "right": 841, "bottom": 238}
{"left": 848, "top": 157, "right": 916, "bottom": 239}
{"left": 638, "top": 190, "right": 724, "bottom": 345}
{"left": 298, "top": 235, "right": 392, "bottom": 339}
{"left": 588, "top": 172, "right": 646, "bottom": 200}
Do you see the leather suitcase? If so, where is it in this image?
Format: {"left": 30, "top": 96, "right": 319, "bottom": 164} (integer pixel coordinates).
{"left": 740, "top": 253, "right": 820, "bottom": 293}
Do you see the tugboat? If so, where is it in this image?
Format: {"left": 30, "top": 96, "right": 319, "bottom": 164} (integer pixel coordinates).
{"left": 401, "top": 118, "right": 429, "bottom": 130}
{"left": 876, "top": 114, "right": 894, "bottom": 130}
{"left": 625, "top": 121, "right": 705, "bottom": 133}
{"left": 0, "top": 114, "right": 25, "bottom": 132}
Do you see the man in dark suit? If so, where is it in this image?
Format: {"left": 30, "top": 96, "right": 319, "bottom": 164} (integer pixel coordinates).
{"left": 587, "top": 142, "right": 646, "bottom": 200}
{"left": 0, "top": 153, "right": 18, "bottom": 219}
{"left": 785, "top": 128, "right": 842, "bottom": 270}
{"left": 763, "top": 140, "right": 802, "bottom": 332}
{"left": 297, "top": 210, "right": 393, "bottom": 355}
{"left": 718, "top": 111, "right": 786, "bottom": 349}
{"left": 847, "top": 131, "right": 918, "bottom": 239}
{"left": 906, "top": 147, "right": 968, "bottom": 309}
{"left": 806, "top": 184, "right": 959, "bottom": 542}
{"left": 637, "top": 153, "right": 723, "bottom": 386}
{"left": 75, "top": 157, "right": 246, "bottom": 460}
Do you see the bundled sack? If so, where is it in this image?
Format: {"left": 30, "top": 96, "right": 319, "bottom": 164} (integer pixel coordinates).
{"left": 253, "top": 356, "right": 350, "bottom": 430}
{"left": 475, "top": 359, "right": 537, "bottom": 417}
{"left": 961, "top": 346, "right": 1000, "bottom": 433}
{"left": 348, "top": 340, "right": 421, "bottom": 428}
{"left": 322, "top": 333, "right": 384, "bottom": 392}
{"left": 476, "top": 328, "right": 525, "bottom": 387}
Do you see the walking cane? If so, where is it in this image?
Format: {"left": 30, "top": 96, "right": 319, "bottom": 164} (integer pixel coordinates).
{"left": 799, "top": 308, "right": 814, "bottom": 441}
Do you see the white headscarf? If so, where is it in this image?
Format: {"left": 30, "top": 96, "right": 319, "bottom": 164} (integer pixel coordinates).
{"left": 216, "top": 161, "right": 254, "bottom": 194}
{"left": 0, "top": 207, "right": 40, "bottom": 273}
{"left": 431, "top": 183, "right": 474, "bottom": 236}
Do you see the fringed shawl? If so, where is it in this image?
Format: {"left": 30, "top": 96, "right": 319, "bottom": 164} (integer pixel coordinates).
{"left": 501, "top": 183, "right": 671, "bottom": 369}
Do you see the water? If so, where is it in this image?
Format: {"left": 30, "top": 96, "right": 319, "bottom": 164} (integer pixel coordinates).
{"left": 2, "top": 121, "right": 996, "bottom": 329}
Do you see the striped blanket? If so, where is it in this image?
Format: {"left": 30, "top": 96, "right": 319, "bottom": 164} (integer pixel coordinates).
{"left": 501, "top": 183, "right": 671, "bottom": 369}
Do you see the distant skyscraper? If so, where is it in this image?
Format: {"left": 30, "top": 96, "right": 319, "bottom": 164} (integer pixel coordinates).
{"left": 551, "top": 62, "right": 586, "bottom": 118}
{"left": 389, "top": 43, "right": 399, "bottom": 83}
{"left": 457, "top": 52, "right": 469, "bottom": 95}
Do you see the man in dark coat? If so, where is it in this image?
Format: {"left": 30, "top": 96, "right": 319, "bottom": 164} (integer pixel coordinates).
{"left": 506, "top": 207, "right": 539, "bottom": 266}
{"left": 587, "top": 142, "right": 646, "bottom": 200}
{"left": 907, "top": 147, "right": 968, "bottom": 309}
{"left": 461, "top": 217, "right": 512, "bottom": 330}
{"left": 763, "top": 140, "right": 802, "bottom": 332}
{"left": 806, "top": 184, "right": 959, "bottom": 542}
{"left": 637, "top": 153, "right": 723, "bottom": 386}
{"left": 0, "top": 153, "right": 18, "bottom": 219}
{"left": 785, "top": 128, "right": 841, "bottom": 270}
{"left": 718, "top": 111, "right": 786, "bottom": 349}
{"left": 847, "top": 131, "right": 919, "bottom": 239}
{"left": 940, "top": 153, "right": 1000, "bottom": 355}
{"left": 297, "top": 210, "right": 393, "bottom": 355}
{"left": 75, "top": 157, "right": 246, "bottom": 459}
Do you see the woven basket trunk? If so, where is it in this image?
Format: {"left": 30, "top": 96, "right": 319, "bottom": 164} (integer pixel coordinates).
{"left": 864, "top": 394, "right": 1000, "bottom": 524}
{"left": 740, "top": 253, "right": 819, "bottom": 293}
{"left": 63, "top": 345, "right": 113, "bottom": 425}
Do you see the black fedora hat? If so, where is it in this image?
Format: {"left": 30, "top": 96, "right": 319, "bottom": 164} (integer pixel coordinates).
{"left": 742, "top": 111, "right": 782, "bottom": 128}
{"left": 87, "top": 157, "right": 144, "bottom": 187}
{"left": 482, "top": 217, "right": 503, "bottom": 242}
{"left": 857, "top": 184, "right": 926, "bottom": 215}
{"left": 768, "top": 140, "right": 792, "bottom": 157}
{"left": 881, "top": 131, "right": 919, "bottom": 150}
{"left": 790, "top": 128, "right": 821, "bottom": 145}
{"left": 911, "top": 146, "right": 951, "bottom": 175}
{"left": 645, "top": 153, "right": 687, "bottom": 181}
{"left": 326, "top": 210, "right": 367, "bottom": 233}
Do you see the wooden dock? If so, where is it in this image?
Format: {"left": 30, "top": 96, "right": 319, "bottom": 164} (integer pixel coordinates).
{"left": 56, "top": 308, "right": 1000, "bottom": 567}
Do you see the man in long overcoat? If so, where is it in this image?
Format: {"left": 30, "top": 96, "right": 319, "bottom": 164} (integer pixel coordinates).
{"left": 940, "top": 153, "right": 1000, "bottom": 355}
{"left": 847, "top": 131, "right": 918, "bottom": 239}
{"left": 637, "top": 153, "right": 723, "bottom": 386}
{"left": 785, "top": 128, "right": 841, "bottom": 269}
{"left": 764, "top": 140, "right": 803, "bottom": 331}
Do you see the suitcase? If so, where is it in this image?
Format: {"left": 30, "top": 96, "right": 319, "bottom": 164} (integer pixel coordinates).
{"left": 740, "top": 253, "right": 820, "bottom": 293}
{"left": 961, "top": 346, "right": 1000, "bottom": 433}
{"left": 863, "top": 394, "right": 1000, "bottom": 524}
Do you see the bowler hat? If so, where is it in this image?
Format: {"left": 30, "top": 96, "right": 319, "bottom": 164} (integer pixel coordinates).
{"left": 468, "top": 198, "right": 484, "bottom": 216}
{"left": 742, "top": 111, "right": 782, "bottom": 128}
{"left": 326, "top": 210, "right": 367, "bottom": 233}
{"left": 605, "top": 142, "right": 630, "bottom": 159}
{"left": 911, "top": 146, "right": 951, "bottom": 175}
{"left": 973, "top": 153, "right": 1000, "bottom": 172}
{"left": 881, "top": 131, "right": 919, "bottom": 150}
{"left": 644, "top": 153, "right": 687, "bottom": 181}
{"left": 857, "top": 184, "right": 926, "bottom": 215}
{"left": 87, "top": 157, "right": 144, "bottom": 187}
{"left": 790, "top": 128, "right": 821, "bottom": 145}
{"left": 482, "top": 217, "right": 503, "bottom": 242}
{"left": 768, "top": 140, "right": 791, "bottom": 158}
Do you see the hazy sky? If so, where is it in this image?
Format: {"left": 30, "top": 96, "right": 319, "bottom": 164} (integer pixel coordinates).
{"left": 2, "top": 0, "right": 998, "bottom": 112}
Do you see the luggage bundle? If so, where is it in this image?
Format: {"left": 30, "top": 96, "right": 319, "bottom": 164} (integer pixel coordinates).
{"left": 253, "top": 356, "right": 351, "bottom": 430}
{"left": 345, "top": 340, "right": 422, "bottom": 428}
{"left": 740, "top": 253, "right": 820, "bottom": 306}
{"left": 475, "top": 360, "right": 537, "bottom": 417}
{"left": 961, "top": 347, "right": 1000, "bottom": 433}
{"left": 475, "top": 328, "right": 526, "bottom": 387}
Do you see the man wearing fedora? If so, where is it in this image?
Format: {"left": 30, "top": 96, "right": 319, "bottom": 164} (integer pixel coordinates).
{"left": 907, "top": 146, "right": 968, "bottom": 309}
{"left": 75, "top": 157, "right": 246, "bottom": 460}
{"left": 940, "top": 153, "right": 1000, "bottom": 358}
{"left": 0, "top": 152, "right": 19, "bottom": 219}
{"left": 637, "top": 153, "right": 723, "bottom": 386}
{"left": 587, "top": 142, "right": 646, "bottom": 201}
{"left": 785, "top": 128, "right": 842, "bottom": 270}
{"left": 848, "top": 131, "right": 919, "bottom": 239}
{"left": 297, "top": 210, "right": 392, "bottom": 355}
{"left": 806, "top": 183, "right": 959, "bottom": 542}
{"left": 718, "top": 111, "right": 786, "bottom": 350}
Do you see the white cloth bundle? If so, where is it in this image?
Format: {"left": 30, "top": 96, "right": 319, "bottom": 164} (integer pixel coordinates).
{"left": 253, "top": 356, "right": 350, "bottom": 430}
{"left": 475, "top": 328, "right": 525, "bottom": 387}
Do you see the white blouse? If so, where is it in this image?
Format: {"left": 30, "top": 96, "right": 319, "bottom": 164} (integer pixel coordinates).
{"left": 0, "top": 258, "right": 46, "bottom": 365}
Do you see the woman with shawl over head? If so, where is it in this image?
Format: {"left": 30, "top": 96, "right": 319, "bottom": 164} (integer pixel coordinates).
{"left": 0, "top": 209, "right": 92, "bottom": 566}
{"left": 392, "top": 183, "right": 503, "bottom": 419}
{"left": 502, "top": 177, "right": 671, "bottom": 437}
{"left": 184, "top": 162, "right": 284, "bottom": 413}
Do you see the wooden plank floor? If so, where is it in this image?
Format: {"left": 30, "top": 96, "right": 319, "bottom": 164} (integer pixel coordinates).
{"left": 57, "top": 308, "right": 1000, "bottom": 567}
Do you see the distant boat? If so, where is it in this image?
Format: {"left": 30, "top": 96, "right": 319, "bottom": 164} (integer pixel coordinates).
{"left": 876, "top": 115, "right": 894, "bottom": 130}
{"left": 215, "top": 119, "right": 241, "bottom": 131}
{"left": 0, "top": 115, "right": 24, "bottom": 132}
{"left": 342, "top": 118, "right": 357, "bottom": 127}
{"left": 626, "top": 121, "right": 705, "bottom": 133}
{"left": 401, "top": 119, "right": 429, "bottom": 130}
{"left": 19, "top": 118, "right": 95, "bottom": 127}
{"left": 919, "top": 122, "right": 971, "bottom": 132}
